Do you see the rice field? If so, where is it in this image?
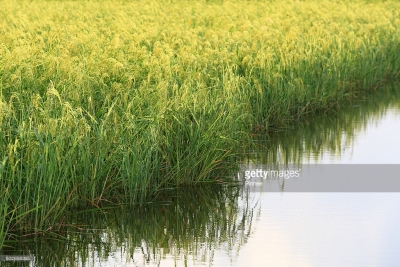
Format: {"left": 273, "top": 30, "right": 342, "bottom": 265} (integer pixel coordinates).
{"left": 1, "top": 0, "right": 400, "bottom": 243}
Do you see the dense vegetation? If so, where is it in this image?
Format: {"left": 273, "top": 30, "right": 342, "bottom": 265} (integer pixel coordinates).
{"left": 1, "top": 0, "right": 399, "bottom": 244}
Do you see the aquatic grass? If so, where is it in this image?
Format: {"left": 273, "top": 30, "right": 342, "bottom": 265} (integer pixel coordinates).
{"left": 0, "top": 0, "right": 400, "bottom": 244}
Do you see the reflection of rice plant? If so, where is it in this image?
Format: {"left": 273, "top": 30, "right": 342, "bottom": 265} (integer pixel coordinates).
{"left": 247, "top": 83, "right": 400, "bottom": 165}
{"left": 2, "top": 185, "right": 258, "bottom": 266}
{"left": 140, "top": 239, "right": 150, "bottom": 263}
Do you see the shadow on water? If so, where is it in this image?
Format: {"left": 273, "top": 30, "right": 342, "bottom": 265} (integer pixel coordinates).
{"left": 1, "top": 184, "right": 259, "bottom": 266}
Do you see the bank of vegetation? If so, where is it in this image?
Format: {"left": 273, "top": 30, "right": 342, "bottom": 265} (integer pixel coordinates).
{"left": 1, "top": 0, "right": 399, "bottom": 245}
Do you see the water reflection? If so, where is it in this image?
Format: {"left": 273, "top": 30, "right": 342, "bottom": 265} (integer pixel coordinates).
{"left": 236, "top": 83, "right": 400, "bottom": 266}
{"left": 248, "top": 83, "right": 400, "bottom": 164}
{"left": 1, "top": 185, "right": 259, "bottom": 267}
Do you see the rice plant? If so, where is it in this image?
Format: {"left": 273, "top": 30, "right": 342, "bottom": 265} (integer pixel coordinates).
{"left": 0, "top": 0, "right": 399, "bottom": 243}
